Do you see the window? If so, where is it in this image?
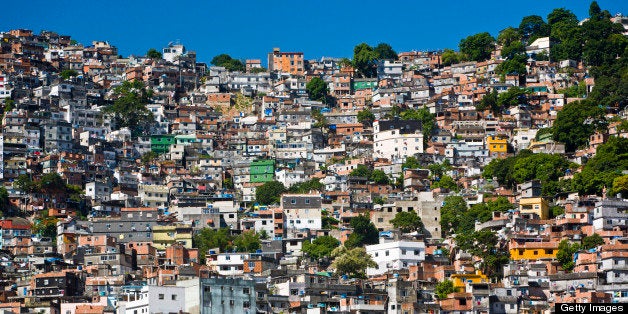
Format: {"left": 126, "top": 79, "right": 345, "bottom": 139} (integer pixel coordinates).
{"left": 243, "top": 288, "right": 250, "bottom": 294}
{"left": 171, "top": 294, "right": 177, "bottom": 300}
{"left": 385, "top": 250, "right": 390, "bottom": 256}
{"left": 243, "top": 301, "right": 251, "bottom": 308}
{"left": 159, "top": 294, "right": 164, "bottom": 300}
{"left": 291, "top": 199, "right": 296, "bottom": 204}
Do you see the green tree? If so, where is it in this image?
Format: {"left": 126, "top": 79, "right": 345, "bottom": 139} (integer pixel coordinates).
{"left": 39, "top": 173, "right": 66, "bottom": 195}
{"left": 496, "top": 53, "right": 527, "bottom": 76}
{"left": 357, "top": 108, "right": 376, "bottom": 126}
{"left": 193, "top": 228, "right": 233, "bottom": 264}
{"left": 289, "top": 179, "right": 324, "bottom": 193}
{"left": 519, "top": 15, "right": 550, "bottom": 43}
{"left": 350, "top": 164, "right": 372, "bottom": 178}
{"left": 497, "top": 27, "right": 521, "bottom": 47}
{"left": 0, "top": 186, "right": 9, "bottom": 215}
{"left": 477, "top": 89, "right": 499, "bottom": 114}
{"left": 103, "top": 80, "right": 154, "bottom": 137}
{"left": 581, "top": 2, "right": 626, "bottom": 67}
{"left": 140, "top": 151, "right": 159, "bottom": 164}
{"left": 233, "top": 230, "right": 261, "bottom": 252}
{"left": 390, "top": 211, "right": 424, "bottom": 233}
{"left": 60, "top": 69, "right": 79, "bottom": 80}
{"left": 550, "top": 205, "right": 565, "bottom": 218}
{"left": 374, "top": 43, "right": 398, "bottom": 60}
{"left": 432, "top": 175, "right": 458, "bottom": 192}
{"left": 557, "top": 81, "right": 587, "bottom": 98}
{"left": 572, "top": 137, "right": 628, "bottom": 195}
{"left": 146, "top": 48, "right": 162, "bottom": 59}
{"left": 610, "top": 175, "right": 628, "bottom": 198}
{"left": 306, "top": 77, "right": 328, "bottom": 102}
{"left": 500, "top": 41, "right": 526, "bottom": 60}
{"left": 32, "top": 213, "right": 58, "bottom": 239}
{"left": 556, "top": 240, "right": 580, "bottom": 272}
{"left": 459, "top": 32, "right": 495, "bottom": 62}
{"left": 547, "top": 8, "right": 578, "bottom": 26}
{"left": 255, "top": 181, "right": 286, "bottom": 205}
{"left": 483, "top": 151, "right": 573, "bottom": 194}
{"left": 440, "top": 196, "right": 468, "bottom": 236}
{"left": 250, "top": 67, "right": 268, "bottom": 74}
{"left": 14, "top": 174, "right": 38, "bottom": 193}
{"left": 345, "top": 214, "right": 379, "bottom": 248}
{"left": 311, "top": 109, "right": 328, "bottom": 128}
{"left": 353, "top": 43, "right": 378, "bottom": 78}
{"left": 370, "top": 170, "right": 390, "bottom": 185}
{"left": 440, "top": 49, "right": 461, "bottom": 67}
{"left": 210, "top": 54, "right": 245, "bottom": 72}
{"left": 552, "top": 100, "right": 606, "bottom": 152}
{"left": 497, "top": 86, "right": 530, "bottom": 109}
{"left": 331, "top": 246, "right": 377, "bottom": 278}
{"left": 322, "top": 210, "right": 340, "bottom": 229}
{"left": 582, "top": 233, "right": 605, "bottom": 250}
{"left": 3, "top": 99, "right": 15, "bottom": 114}
{"left": 549, "top": 15, "right": 582, "bottom": 61}
{"left": 435, "top": 280, "right": 456, "bottom": 299}
{"left": 402, "top": 156, "right": 421, "bottom": 170}
{"left": 303, "top": 236, "right": 340, "bottom": 260}
{"left": 338, "top": 58, "right": 352, "bottom": 68}
{"left": 455, "top": 230, "right": 510, "bottom": 279}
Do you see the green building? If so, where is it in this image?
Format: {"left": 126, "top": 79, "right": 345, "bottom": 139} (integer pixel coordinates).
{"left": 250, "top": 159, "right": 274, "bottom": 183}
{"left": 151, "top": 134, "right": 175, "bottom": 154}
{"left": 352, "top": 78, "right": 378, "bottom": 91}
{"left": 175, "top": 134, "right": 197, "bottom": 145}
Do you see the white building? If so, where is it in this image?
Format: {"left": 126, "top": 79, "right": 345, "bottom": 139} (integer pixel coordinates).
{"left": 162, "top": 44, "right": 186, "bottom": 63}
{"left": 365, "top": 238, "right": 426, "bottom": 276}
{"left": 373, "top": 120, "right": 424, "bottom": 161}
{"left": 377, "top": 60, "right": 403, "bottom": 79}
{"left": 526, "top": 37, "right": 550, "bottom": 56}
{"left": 208, "top": 253, "right": 249, "bottom": 276}
{"left": 281, "top": 194, "right": 323, "bottom": 231}
{"left": 0, "top": 74, "right": 11, "bottom": 99}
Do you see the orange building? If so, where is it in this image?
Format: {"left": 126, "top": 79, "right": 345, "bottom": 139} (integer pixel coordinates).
{"left": 268, "top": 48, "right": 304, "bottom": 75}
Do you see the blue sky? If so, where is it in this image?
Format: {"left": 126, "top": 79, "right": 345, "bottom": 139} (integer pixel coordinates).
{"left": 2, "top": 0, "right": 626, "bottom": 65}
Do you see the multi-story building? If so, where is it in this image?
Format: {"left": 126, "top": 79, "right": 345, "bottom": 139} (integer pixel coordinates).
{"left": 365, "top": 237, "right": 426, "bottom": 276}
{"left": 200, "top": 277, "right": 256, "bottom": 314}
{"left": 281, "top": 194, "right": 322, "bottom": 232}
{"left": 487, "top": 134, "right": 509, "bottom": 158}
{"left": 91, "top": 207, "right": 160, "bottom": 243}
{"left": 593, "top": 199, "right": 628, "bottom": 232}
{"left": 267, "top": 48, "right": 304, "bottom": 75}
{"left": 249, "top": 159, "right": 274, "bottom": 183}
{"left": 152, "top": 224, "right": 193, "bottom": 250}
{"left": 373, "top": 119, "right": 423, "bottom": 161}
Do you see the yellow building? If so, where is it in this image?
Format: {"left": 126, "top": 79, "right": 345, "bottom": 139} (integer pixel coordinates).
{"left": 450, "top": 271, "right": 490, "bottom": 292}
{"left": 509, "top": 239, "right": 558, "bottom": 261}
{"left": 486, "top": 135, "right": 508, "bottom": 157}
{"left": 519, "top": 197, "right": 550, "bottom": 219}
{"left": 152, "top": 224, "right": 193, "bottom": 250}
